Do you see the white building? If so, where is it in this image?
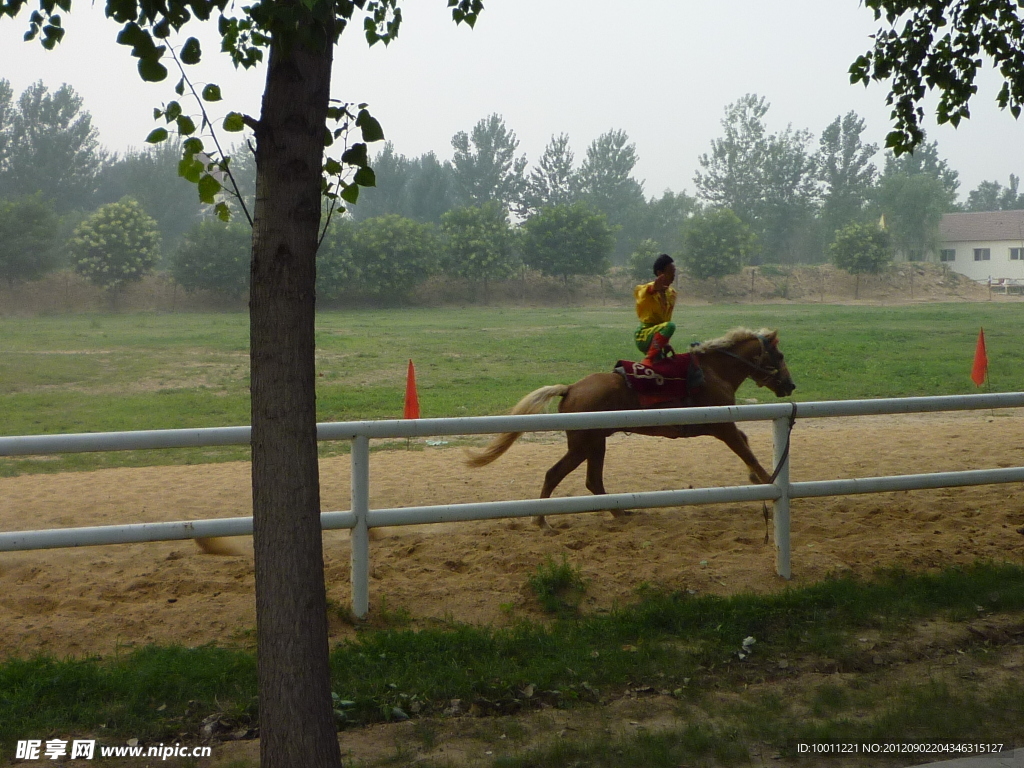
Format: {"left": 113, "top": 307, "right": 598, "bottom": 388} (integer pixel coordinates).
{"left": 935, "top": 210, "right": 1024, "bottom": 286}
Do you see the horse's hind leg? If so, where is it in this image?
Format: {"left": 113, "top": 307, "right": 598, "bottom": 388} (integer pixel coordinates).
{"left": 711, "top": 423, "right": 772, "bottom": 484}
{"left": 535, "top": 434, "right": 589, "bottom": 529}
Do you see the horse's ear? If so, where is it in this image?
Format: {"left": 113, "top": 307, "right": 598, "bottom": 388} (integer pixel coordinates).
{"left": 764, "top": 330, "right": 779, "bottom": 346}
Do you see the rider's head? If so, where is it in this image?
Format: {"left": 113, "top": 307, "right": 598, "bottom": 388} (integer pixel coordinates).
{"left": 653, "top": 254, "right": 674, "bottom": 276}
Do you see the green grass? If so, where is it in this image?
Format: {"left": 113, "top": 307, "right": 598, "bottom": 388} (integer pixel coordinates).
{"left": 1, "top": 303, "right": 1023, "bottom": 474}
{"left": 2, "top": 562, "right": 1023, "bottom": 762}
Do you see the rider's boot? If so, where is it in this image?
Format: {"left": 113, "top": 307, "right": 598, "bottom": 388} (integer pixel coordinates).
{"left": 641, "top": 332, "right": 672, "bottom": 367}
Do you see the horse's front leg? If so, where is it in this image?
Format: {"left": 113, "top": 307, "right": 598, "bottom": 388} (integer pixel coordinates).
{"left": 710, "top": 423, "right": 772, "bottom": 484}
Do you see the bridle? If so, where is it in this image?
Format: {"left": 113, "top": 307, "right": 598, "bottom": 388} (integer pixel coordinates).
{"left": 714, "top": 334, "right": 787, "bottom": 389}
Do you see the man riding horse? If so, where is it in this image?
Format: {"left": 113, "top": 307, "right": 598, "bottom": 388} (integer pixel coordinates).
{"left": 634, "top": 254, "right": 677, "bottom": 367}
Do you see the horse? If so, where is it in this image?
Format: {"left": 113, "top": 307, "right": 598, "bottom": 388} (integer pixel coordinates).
{"left": 466, "top": 327, "right": 796, "bottom": 529}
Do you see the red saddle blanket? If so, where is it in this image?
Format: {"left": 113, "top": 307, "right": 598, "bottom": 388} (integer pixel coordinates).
{"left": 614, "top": 353, "right": 703, "bottom": 407}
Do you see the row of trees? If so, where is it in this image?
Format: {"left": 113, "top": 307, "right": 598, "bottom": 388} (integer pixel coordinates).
{"left": 181, "top": 201, "right": 617, "bottom": 303}
{"left": 3, "top": 80, "right": 1023, "bottom": 296}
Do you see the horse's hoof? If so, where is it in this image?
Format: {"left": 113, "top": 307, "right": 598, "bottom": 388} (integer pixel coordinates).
{"left": 610, "top": 509, "right": 637, "bottom": 520}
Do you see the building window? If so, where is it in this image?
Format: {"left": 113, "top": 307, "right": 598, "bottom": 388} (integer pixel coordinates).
{"left": 974, "top": 248, "right": 991, "bottom": 261}
{"left": 1011, "top": 247, "right": 1023, "bottom": 261}
{"left": 940, "top": 249, "right": 956, "bottom": 262}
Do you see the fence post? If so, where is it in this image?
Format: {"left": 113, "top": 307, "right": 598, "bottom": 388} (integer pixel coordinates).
{"left": 772, "top": 416, "right": 792, "bottom": 579}
{"left": 350, "top": 434, "right": 370, "bottom": 619}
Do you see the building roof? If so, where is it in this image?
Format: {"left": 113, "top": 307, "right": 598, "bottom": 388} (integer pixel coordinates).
{"left": 940, "top": 210, "right": 1024, "bottom": 243}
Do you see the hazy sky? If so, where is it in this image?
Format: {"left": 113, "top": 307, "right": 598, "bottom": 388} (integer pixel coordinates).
{"left": 1, "top": 0, "right": 1021, "bottom": 201}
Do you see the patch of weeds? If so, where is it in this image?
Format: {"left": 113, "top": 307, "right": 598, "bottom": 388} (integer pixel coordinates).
{"left": 527, "top": 555, "right": 587, "bottom": 616}
{"left": 810, "top": 682, "right": 850, "bottom": 716}
{"left": 376, "top": 596, "right": 413, "bottom": 628}
{"left": 410, "top": 719, "right": 439, "bottom": 751}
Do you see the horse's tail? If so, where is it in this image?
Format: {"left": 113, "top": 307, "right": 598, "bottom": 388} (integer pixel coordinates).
{"left": 464, "top": 384, "right": 570, "bottom": 468}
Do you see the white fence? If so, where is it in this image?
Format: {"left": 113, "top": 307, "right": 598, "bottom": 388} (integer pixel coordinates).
{"left": 1, "top": 392, "right": 1023, "bottom": 619}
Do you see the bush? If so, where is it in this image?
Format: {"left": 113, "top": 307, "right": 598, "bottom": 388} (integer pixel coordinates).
{"left": 172, "top": 220, "right": 251, "bottom": 299}
{"left": 71, "top": 198, "right": 160, "bottom": 297}
{"left": 347, "top": 214, "right": 438, "bottom": 302}
{"left": 520, "top": 203, "right": 614, "bottom": 283}
{"left": 679, "top": 208, "right": 755, "bottom": 280}
{"left": 0, "top": 194, "right": 61, "bottom": 287}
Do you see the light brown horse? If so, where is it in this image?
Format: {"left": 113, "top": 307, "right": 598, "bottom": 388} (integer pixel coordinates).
{"left": 466, "top": 327, "right": 796, "bottom": 528}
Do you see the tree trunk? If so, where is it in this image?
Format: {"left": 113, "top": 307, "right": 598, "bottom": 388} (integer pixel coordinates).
{"left": 250, "top": 22, "right": 341, "bottom": 768}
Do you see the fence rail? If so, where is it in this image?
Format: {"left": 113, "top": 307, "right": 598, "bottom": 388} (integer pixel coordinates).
{"left": 2, "top": 392, "right": 1023, "bottom": 618}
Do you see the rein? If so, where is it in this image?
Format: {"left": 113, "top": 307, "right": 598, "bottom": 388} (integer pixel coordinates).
{"left": 708, "top": 335, "right": 781, "bottom": 385}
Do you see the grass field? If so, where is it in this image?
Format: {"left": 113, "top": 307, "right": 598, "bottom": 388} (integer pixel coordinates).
{"left": 2, "top": 303, "right": 1023, "bottom": 428}
{"left": 1, "top": 302, "right": 1022, "bottom": 474}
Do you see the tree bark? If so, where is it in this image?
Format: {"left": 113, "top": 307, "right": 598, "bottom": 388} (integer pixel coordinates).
{"left": 249, "top": 21, "right": 341, "bottom": 768}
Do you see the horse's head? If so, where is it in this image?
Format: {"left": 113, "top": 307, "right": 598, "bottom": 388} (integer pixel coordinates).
{"left": 742, "top": 330, "right": 796, "bottom": 397}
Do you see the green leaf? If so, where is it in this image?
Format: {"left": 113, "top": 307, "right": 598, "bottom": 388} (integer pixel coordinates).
{"left": 324, "top": 158, "right": 343, "bottom": 176}
{"left": 180, "top": 37, "right": 202, "bottom": 65}
{"left": 179, "top": 157, "right": 204, "bottom": 184}
{"left": 198, "top": 173, "right": 222, "bottom": 204}
{"left": 145, "top": 127, "right": 169, "bottom": 144}
{"left": 353, "top": 166, "right": 376, "bottom": 187}
{"left": 223, "top": 112, "right": 246, "bottom": 132}
{"left": 176, "top": 115, "right": 197, "bottom": 135}
{"left": 182, "top": 137, "right": 205, "bottom": 155}
{"left": 137, "top": 57, "right": 168, "bottom": 82}
{"left": 214, "top": 202, "right": 231, "bottom": 222}
{"left": 165, "top": 101, "right": 182, "bottom": 121}
{"left": 175, "top": 77, "right": 185, "bottom": 96}
{"left": 355, "top": 109, "right": 384, "bottom": 142}
{"left": 340, "top": 143, "right": 368, "bottom": 167}
{"left": 201, "top": 84, "right": 222, "bottom": 102}
{"left": 340, "top": 184, "right": 360, "bottom": 204}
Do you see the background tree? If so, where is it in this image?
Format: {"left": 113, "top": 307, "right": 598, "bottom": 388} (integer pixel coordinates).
{"left": 694, "top": 94, "right": 818, "bottom": 264}
{"left": 0, "top": 80, "right": 12, "bottom": 181}
{"left": 0, "top": 193, "right": 60, "bottom": 286}
{"left": 521, "top": 132, "right": 578, "bottom": 217}
{"left": 438, "top": 201, "right": 515, "bottom": 303}
{"left": 576, "top": 129, "right": 646, "bottom": 263}
{"left": 641, "top": 190, "right": 698, "bottom": 256}
{"left": 852, "top": 0, "right": 1024, "bottom": 156}
{"left": 315, "top": 219, "right": 358, "bottom": 305}
{"left": 96, "top": 137, "right": 206, "bottom": 256}
{"left": 450, "top": 113, "right": 528, "bottom": 213}
{"left": 817, "top": 111, "right": 878, "bottom": 242}
{"left": 349, "top": 214, "right": 437, "bottom": 302}
{"left": 679, "top": 207, "right": 756, "bottom": 281}
{"left": 350, "top": 145, "right": 458, "bottom": 224}
{"left": 520, "top": 202, "right": 614, "bottom": 283}
{"left": 873, "top": 140, "right": 958, "bottom": 260}
{"left": 3, "top": 2, "right": 485, "bottom": 766}
{"left": 70, "top": 197, "right": 160, "bottom": 303}
{"left": 402, "top": 152, "right": 459, "bottom": 223}
{"left": 829, "top": 221, "right": 892, "bottom": 298}
{"left": 0, "top": 80, "right": 106, "bottom": 212}
{"left": 626, "top": 238, "right": 662, "bottom": 282}
{"left": 172, "top": 219, "right": 250, "bottom": 298}
{"left": 965, "top": 175, "right": 1024, "bottom": 212}
{"left": 878, "top": 138, "right": 960, "bottom": 207}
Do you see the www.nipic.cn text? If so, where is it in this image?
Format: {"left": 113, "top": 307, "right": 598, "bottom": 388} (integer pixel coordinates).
{"left": 16, "top": 739, "right": 212, "bottom": 761}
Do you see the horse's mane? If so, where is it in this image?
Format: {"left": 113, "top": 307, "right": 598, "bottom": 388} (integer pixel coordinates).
{"left": 692, "top": 327, "right": 775, "bottom": 354}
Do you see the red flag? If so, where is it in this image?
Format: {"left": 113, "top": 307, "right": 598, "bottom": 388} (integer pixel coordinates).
{"left": 971, "top": 328, "right": 988, "bottom": 387}
{"left": 403, "top": 359, "right": 420, "bottom": 419}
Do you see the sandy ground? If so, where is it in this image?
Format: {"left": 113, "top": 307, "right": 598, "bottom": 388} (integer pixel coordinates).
{"left": 1, "top": 410, "right": 1023, "bottom": 660}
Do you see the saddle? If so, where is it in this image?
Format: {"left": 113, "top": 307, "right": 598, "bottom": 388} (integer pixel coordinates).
{"left": 614, "top": 351, "right": 704, "bottom": 407}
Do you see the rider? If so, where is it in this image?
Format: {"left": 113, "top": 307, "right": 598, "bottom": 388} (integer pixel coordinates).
{"left": 634, "top": 253, "right": 677, "bottom": 367}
